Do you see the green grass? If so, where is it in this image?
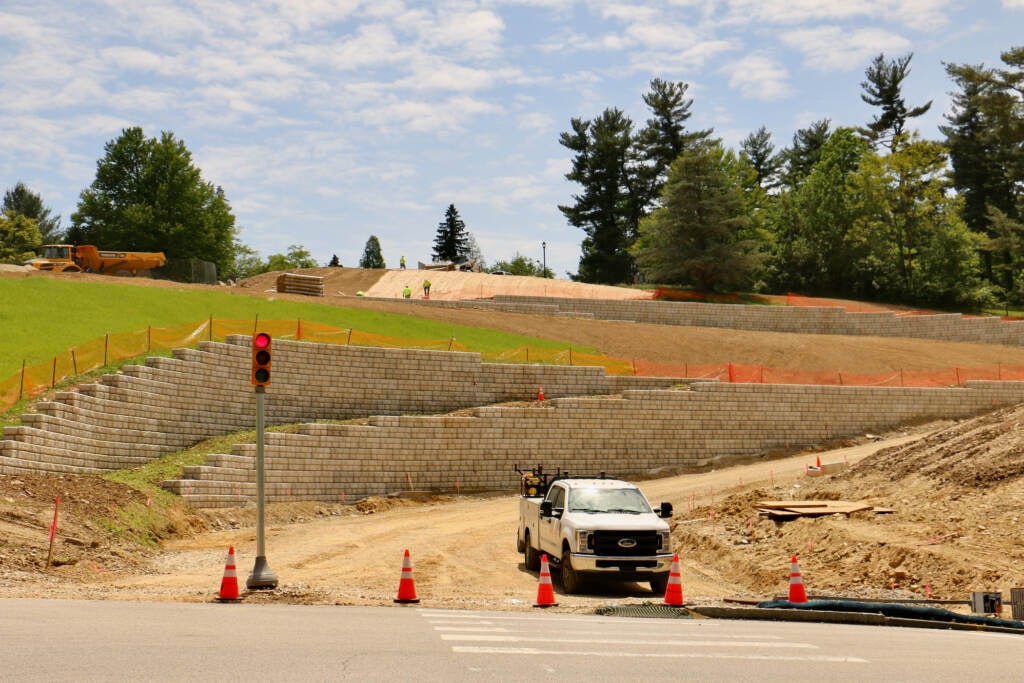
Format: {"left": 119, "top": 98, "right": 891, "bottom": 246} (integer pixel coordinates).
{"left": 0, "top": 277, "right": 593, "bottom": 379}
{"left": 97, "top": 426, "right": 300, "bottom": 546}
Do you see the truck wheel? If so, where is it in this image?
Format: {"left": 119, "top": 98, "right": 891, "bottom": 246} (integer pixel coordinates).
{"left": 560, "top": 549, "right": 581, "bottom": 594}
{"left": 649, "top": 573, "right": 669, "bottom": 595}
{"left": 524, "top": 532, "right": 540, "bottom": 571}
{"left": 516, "top": 532, "right": 525, "bottom": 554}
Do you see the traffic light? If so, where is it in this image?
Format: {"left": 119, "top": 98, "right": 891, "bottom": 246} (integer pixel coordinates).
{"left": 251, "top": 332, "right": 272, "bottom": 386}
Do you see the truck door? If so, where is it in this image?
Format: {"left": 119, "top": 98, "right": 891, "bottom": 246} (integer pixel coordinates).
{"left": 538, "top": 484, "right": 566, "bottom": 555}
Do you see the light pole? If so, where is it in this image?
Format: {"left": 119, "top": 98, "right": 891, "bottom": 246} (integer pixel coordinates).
{"left": 541, "top": 241, "right": 547, "bottom": 278}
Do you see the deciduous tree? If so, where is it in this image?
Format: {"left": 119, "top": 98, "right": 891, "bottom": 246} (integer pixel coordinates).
{"left": 0, "top": 210, "right": 42, "bottom": 263}
{"left": 69, "top": 127, "right": 238, "bottom": 276}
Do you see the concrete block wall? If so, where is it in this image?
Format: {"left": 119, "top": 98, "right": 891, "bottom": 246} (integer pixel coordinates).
{"left": 0, "top": 335, "right": 677, "bottom": 476}
{"left": 162, "top": 379, "right": 1024, "bottom": 507}
{"left": 487, "top": 296, "right": 1024, "bottom": 346}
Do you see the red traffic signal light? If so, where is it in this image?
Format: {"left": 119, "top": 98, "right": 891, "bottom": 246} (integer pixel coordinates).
{"left": 251, "top": 332, "right": 272, "bottom": 386}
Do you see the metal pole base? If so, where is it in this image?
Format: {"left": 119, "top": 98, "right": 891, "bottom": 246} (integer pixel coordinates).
{"left": 246, "top": 555, "right": 279, "bottom": 590}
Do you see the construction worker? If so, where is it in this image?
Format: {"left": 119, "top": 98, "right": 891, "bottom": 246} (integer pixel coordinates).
{"left": 402, "top": 284, "right": 411, "bottom": 299}
{"left": 400, "top": 255, "right": 406, "bottom": 269}
{"left": 423, "top": 279, "right": 431, "bottom": 297}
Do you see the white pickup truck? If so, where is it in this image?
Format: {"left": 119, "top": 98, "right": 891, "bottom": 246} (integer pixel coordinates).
{"left": 516, "top": 470, "right": 674, "bottom": 594}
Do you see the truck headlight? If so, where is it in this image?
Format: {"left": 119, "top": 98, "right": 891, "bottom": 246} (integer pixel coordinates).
{"left": 575, "top": 530, "right": 593, "bottom": 553}
{"left": 658, "top": 531, "right": 671, "bottom": 551}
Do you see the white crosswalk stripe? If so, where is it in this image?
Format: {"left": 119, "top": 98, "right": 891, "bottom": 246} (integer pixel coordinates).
{"left": 419, "top": 609, "right": 870, "bottom": 664}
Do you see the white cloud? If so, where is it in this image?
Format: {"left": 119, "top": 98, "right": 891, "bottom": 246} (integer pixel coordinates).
{"left": 724, "top": 0, "right": 952, "bottom": 31}
{"left": 781, "top": 25, "right": 912, "bottom": 71}
{"left": 724, "top": 52, "right": 792, "bottom": 100}
{"left": 518, "top": 111, "right": 555, "bottom": 135}
{"left": 1003, "top": 0, "right": 1024, "bottom": 7}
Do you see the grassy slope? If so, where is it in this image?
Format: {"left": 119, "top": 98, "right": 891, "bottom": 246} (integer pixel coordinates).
{"left": 0, "top": 277, "right": 592, "bottom": 378}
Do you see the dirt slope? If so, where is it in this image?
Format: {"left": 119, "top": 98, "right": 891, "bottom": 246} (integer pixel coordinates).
{"left": 4, "top": 417, "right": 1023, "bottom": 611}
{"left": 4, "top": 268, "right": 1024, "bottom": 609}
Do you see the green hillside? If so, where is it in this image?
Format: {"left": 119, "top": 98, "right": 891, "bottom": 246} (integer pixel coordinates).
{"left": 0, "top": 277, "right": 590, "bottom": 379}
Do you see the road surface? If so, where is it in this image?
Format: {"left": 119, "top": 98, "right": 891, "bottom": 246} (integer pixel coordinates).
{"left": 1, "top": 600, "right": 1018, "bottom": 681}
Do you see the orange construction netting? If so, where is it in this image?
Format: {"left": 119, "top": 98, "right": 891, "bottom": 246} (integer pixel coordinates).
{"left": 4, "top": 318, "right": 1024, "bottom": 415}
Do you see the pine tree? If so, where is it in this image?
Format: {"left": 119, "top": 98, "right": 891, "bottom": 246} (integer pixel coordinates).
{"left": 2, "top": 182, "right": 62, "bottom": 243}
{"left": 559, "top": 109, "right": 641, "bottom": 283}
{"left": 358, "top": 236, "right": 385, "bottom": 269}
{"left": 779, "top": 119, "right": 832, "bottom": 189}
{"left": 328, "top": 254, "right": 340, "bottom": 267}
{"left": 631, "top": 142, "right": 759, "bottom": 292}
{"left": 859, "top": 53, "right": 932, "bottom": 152}
{"left": 636, "top": 79, "right": 712, "bottom": 208}
{"left": 740, "top": 126, "right": 783, "bottom": 190}
{"left": 432, "top": 204, "right": 470, "bottom": 262}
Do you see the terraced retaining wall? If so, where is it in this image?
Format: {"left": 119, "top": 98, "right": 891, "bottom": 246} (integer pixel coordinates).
{"left": 5, "top": 333, "right": 1024, "bottom": 509}
{"left": 0, "top": 335, "right": 676, "bottom": 477}
{"left": 442, "top": 296, "right": 1024, "bottom": 346}
{"left": 161, "top": 378, "right": 1024, "bottom": 507}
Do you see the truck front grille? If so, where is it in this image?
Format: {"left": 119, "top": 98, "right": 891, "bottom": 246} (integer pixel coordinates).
{"left": 591, "top": 531, "right": 660, "bottom": 556}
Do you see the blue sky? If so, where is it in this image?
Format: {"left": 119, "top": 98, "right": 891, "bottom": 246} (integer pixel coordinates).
{"left": 2, "top": 1, "right": 1022, "bottom": 278}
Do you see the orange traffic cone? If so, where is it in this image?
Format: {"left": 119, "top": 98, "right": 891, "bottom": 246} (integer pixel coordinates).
{"left": 394, "top": 549, "right": 420, "bottom": 604}
{"left": 216, "top": 546, "right": 241, "bottom": 602}
{"left": 533, "top": 554, "right": 558, "bottom": 608}
{"left": 538, "top": 386, "right": 545, "bottom": 402}
{"left": 663, "top": 553, "right": 684, "bottom": 606}
{"left": 788, "top": 554, "right": 808, "bottom": 603}
{"left": 816, "top": 455, "right": 822, "bottom": 468}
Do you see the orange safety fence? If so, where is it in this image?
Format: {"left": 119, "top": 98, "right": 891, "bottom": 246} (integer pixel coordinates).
{"left": 0, "top": 317, "right": 475, "bottom": 414}
{"left": 6, "top": 318, "right": 1024, "bottom": 416}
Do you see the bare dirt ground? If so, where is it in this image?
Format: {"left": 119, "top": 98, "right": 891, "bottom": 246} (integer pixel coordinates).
{"left": 4, "top": 266, "right": 1024, "bottom": 610}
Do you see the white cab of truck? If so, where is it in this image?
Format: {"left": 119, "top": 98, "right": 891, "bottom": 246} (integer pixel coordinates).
{"left": 517, "top": 474, "right": 674, "bottom": 594}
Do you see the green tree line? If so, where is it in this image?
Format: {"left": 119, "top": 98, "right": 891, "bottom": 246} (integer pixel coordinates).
{"left": 561, "top": 48, "right": 1024, "bottom": 309}
{"left": 2, "top": 127, "right": 319, "bottom": 281}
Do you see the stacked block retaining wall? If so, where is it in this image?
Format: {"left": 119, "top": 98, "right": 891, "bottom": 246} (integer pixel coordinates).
{"left": 0, "top": 335, "right": 678, "bottom": 476}
{"left": 163, "top": 379, "right": 1024, "bottom": 507}
{"left": 479, "top": 297, "right": 1024, "bottom": 346}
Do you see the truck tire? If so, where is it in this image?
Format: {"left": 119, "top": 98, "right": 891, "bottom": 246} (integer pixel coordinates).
{"left": 524, "top": 531, "right": 540, "bottom": 571}
{"left": 649, "top": 573, "right": 669, "bottom": 595}
{"left": 560, "top": 549, "right": 581, "bottom": 594}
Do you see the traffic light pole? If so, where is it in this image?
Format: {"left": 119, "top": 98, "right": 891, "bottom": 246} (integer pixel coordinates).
{"left": 247, "top": 386, "right": 278, "bottom": 589}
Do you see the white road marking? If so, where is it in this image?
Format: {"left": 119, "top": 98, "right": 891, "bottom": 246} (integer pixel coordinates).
{"left": 451, "top": 646, "right": 868, "bottom": 663}
{"left": 440, "top": 634, "right": 814, "bottom": 648}
{"left": 433, "top": 626, "right": 512, "bottom": 632}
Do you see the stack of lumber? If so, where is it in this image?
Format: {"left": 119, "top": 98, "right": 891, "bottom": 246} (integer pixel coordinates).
{"left": 276, "top": 273, "right": 324, "bottom": 297}
{"left": 756, "top": 500, "right": 894, "bottom": 520}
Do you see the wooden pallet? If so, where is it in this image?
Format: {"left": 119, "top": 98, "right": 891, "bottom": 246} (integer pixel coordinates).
{"left": 275, "top": 273, "right": 325, "bottom": 297}
{"left": 756, "top": 499, "right": 885, "bottom": 519}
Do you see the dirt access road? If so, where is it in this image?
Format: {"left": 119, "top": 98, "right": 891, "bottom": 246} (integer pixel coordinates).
{"left": 4, "top": 267, "right": 1024, "bottom": 609}
{"left": 0, "top": 427, "right": 936, "bottom": 609}
{"left": 10, "top": 413, "right": 1024, "bottom": 613}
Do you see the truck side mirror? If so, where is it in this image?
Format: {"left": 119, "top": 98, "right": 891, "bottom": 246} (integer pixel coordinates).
{"left": 657, "top": 502, "right": 673, "bottom": 518}
{"left": 540, "top": 501, "right": 553, "bottom": 517}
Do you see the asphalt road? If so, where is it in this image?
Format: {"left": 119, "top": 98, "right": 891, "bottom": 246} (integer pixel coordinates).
{"left": 1, "top": 600, "right": 1019, "bottom": 681}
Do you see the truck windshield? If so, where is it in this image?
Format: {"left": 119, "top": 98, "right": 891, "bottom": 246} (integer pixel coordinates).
{"left": 41, "top": 246, "right": 70, "bottom": 259}
{"left": 568, "top": 487, "right": 651, "bottom": 514}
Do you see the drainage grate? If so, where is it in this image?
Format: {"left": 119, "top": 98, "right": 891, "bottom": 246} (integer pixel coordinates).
{"left": 595, "top": 604, "right": 692, "bottom": 619}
